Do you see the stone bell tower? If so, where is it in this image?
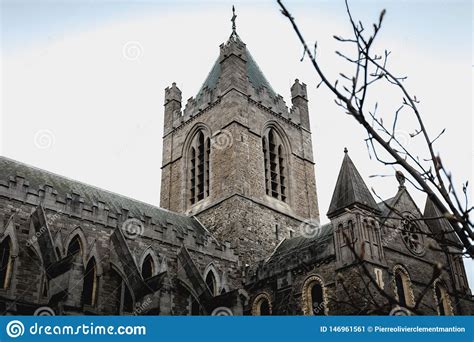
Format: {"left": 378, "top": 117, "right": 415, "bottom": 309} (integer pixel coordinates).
{"left": 160, "top": 8, "right": 319, "bottom": 265}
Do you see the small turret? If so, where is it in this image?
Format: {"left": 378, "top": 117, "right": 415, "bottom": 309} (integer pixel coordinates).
{"left": 164, "top": 82, "right": 182, "bottom": 135}
{"left": 327, "top": 148, "right": 379, "bottom": 218}
{"left": 328, "top": 149, "right": 385, "bottom": 268}
{"left": 291, "top": 79, "right": 310, "bottom": 129}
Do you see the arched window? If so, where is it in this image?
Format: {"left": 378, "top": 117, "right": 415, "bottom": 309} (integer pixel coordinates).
{"left": 434, "top": 281, "right": 453, "bottom": 315}
{"left": 346, "top": 220, "right": 355, "bottom": 244}
{"left": 252, "top": 293, "right": 272, "bottom": 315}
{"left": 205, "top": 271, "right": 217, "bottom": 296}
{"left": 41, "top": 276, "right": 48, "bottom": 297}
{"left": 67, "top": 235, "right": 82, "bottom": 257}
{"left": 83, "top": 258, "right": 98, "bottom": 306}
{"left": 310, "top": 283, "right": 325, "bottom": 315}
{"left": 449, "top": 255, "right": 469, "bottom": 292}
{"left": 141, "top": 255, "right": 154, "bottom": 280}
{"left": 262, "top": 128, "right": 287, "bottom": 202}
{"left": 395, "top": 272, "right": 407, "bottom": 307}
{"left": 0, "top": 237, "right": 13, "bottom": 289}
{"left": 110, "top": 269, "right": 133, "bottom": 314}
{"left": 361, "top": 219, "right": 367, "bottom": 241}
{"left": 189, "top": 130, "right": 210, "bottom": 205}
{"left": 393, "top": 266, "right": 414, "bottom": 308}
{"left": 302, "top": 275, "right": 327, "bottom": 315}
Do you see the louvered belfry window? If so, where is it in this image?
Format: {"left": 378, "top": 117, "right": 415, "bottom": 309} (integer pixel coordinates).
{"left": 262, "top": 128, "right": 287, "bottom": 202}
{"left": 189, "top": 130, "right": 210, "bottom": 205}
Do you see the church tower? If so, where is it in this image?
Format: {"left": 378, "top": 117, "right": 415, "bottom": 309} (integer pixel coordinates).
{"left": 160, "top": 9, "right": 319, "bottom": 265}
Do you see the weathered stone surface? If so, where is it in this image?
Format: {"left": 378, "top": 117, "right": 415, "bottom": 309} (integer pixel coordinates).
{"left": 0, "top": 18, "right": 472, "bottom": 317}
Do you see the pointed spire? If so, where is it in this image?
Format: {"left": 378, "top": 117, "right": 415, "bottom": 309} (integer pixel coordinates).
{"left": 195, "top": 7, "right": 277, "bottom": 100}
{"left": 327, "top": 150, "right": 379, "bottom": 217}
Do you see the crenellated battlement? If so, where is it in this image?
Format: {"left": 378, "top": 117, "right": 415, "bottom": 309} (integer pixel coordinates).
{"left": 164, "top": 77, "right": 309, "bottom": 134}
{"left": 163, "top": 30, "right": 312, "bottom": 135}
{"left": 0, "top": 169, "right": 236, "bottom": 261}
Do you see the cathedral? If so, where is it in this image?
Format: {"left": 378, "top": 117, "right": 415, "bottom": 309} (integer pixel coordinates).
{"left": 0, "top": 12, "right": 472, "bottom": 316}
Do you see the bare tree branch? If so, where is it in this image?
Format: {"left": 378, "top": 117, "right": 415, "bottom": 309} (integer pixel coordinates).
{"left": 277, "top": 0, "right": 474, "bottom": 257}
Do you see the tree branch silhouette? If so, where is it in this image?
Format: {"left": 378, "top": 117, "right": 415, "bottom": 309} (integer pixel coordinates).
{"left": 277, "top": 0, "right": 474, "bottom": 258}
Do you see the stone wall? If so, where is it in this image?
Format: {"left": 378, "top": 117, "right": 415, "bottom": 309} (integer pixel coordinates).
{"left": 196, "top": 195, "right": 306, "bottom": 266}
{"left": 0, "top": 172, "right": 239, "bottom": 315}
{"left": 161, "top": 87, "right": 319, "bottom": 264}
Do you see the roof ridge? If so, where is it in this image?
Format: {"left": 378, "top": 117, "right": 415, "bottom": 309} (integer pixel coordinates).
{"left": 0, "top": 156, "right": 189, "bottom": 219}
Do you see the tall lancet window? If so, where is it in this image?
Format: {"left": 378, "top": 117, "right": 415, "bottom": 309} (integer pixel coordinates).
{"left": 83, "top": 258, "right": 98, "bottom": 307}
{"left": 0, "top": 237, "right": 13, "bottom": 289}
{"left": 262, "top": 128, "right": 287, "bottom": 202}
{"left": 189, "top": 130, "right": 210, "bottom": 205}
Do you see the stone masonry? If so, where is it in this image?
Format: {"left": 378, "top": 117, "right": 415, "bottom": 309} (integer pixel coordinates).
{"left": 0, "top": 11, "right": 472, "bottom": 316}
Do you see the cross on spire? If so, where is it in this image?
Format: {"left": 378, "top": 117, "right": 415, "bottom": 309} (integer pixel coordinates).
{"left": 231, "top": 5, "right": 237, "bottom": 35}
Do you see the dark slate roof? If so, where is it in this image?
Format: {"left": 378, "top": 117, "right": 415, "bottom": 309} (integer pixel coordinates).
{"left": 198, "top": 57, "right": 221, "bottom": 95}
{"left": 327, "top": 152, "right": 379, "bottom": 217}
{"left": 423, "top": 197, "right": 462, "bottom": 247}
{"left": 0, "top": 157, "right": 206, "bottom": 236}
{"left": 377, "top": 196, "right": 397, "bottom": 219}
{"left": 267, "top": 223, "right": 333, "bottom": 262}
{"left": 246, "top": 223, "right": 334, "bottom": 283}
{"left": 197, "top": 45, "right": 277, "bottom": 99}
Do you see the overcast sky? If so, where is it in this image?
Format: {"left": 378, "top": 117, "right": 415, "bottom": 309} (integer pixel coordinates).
{"left": 1, "top": 0, "right": 472, "bottom": 290}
